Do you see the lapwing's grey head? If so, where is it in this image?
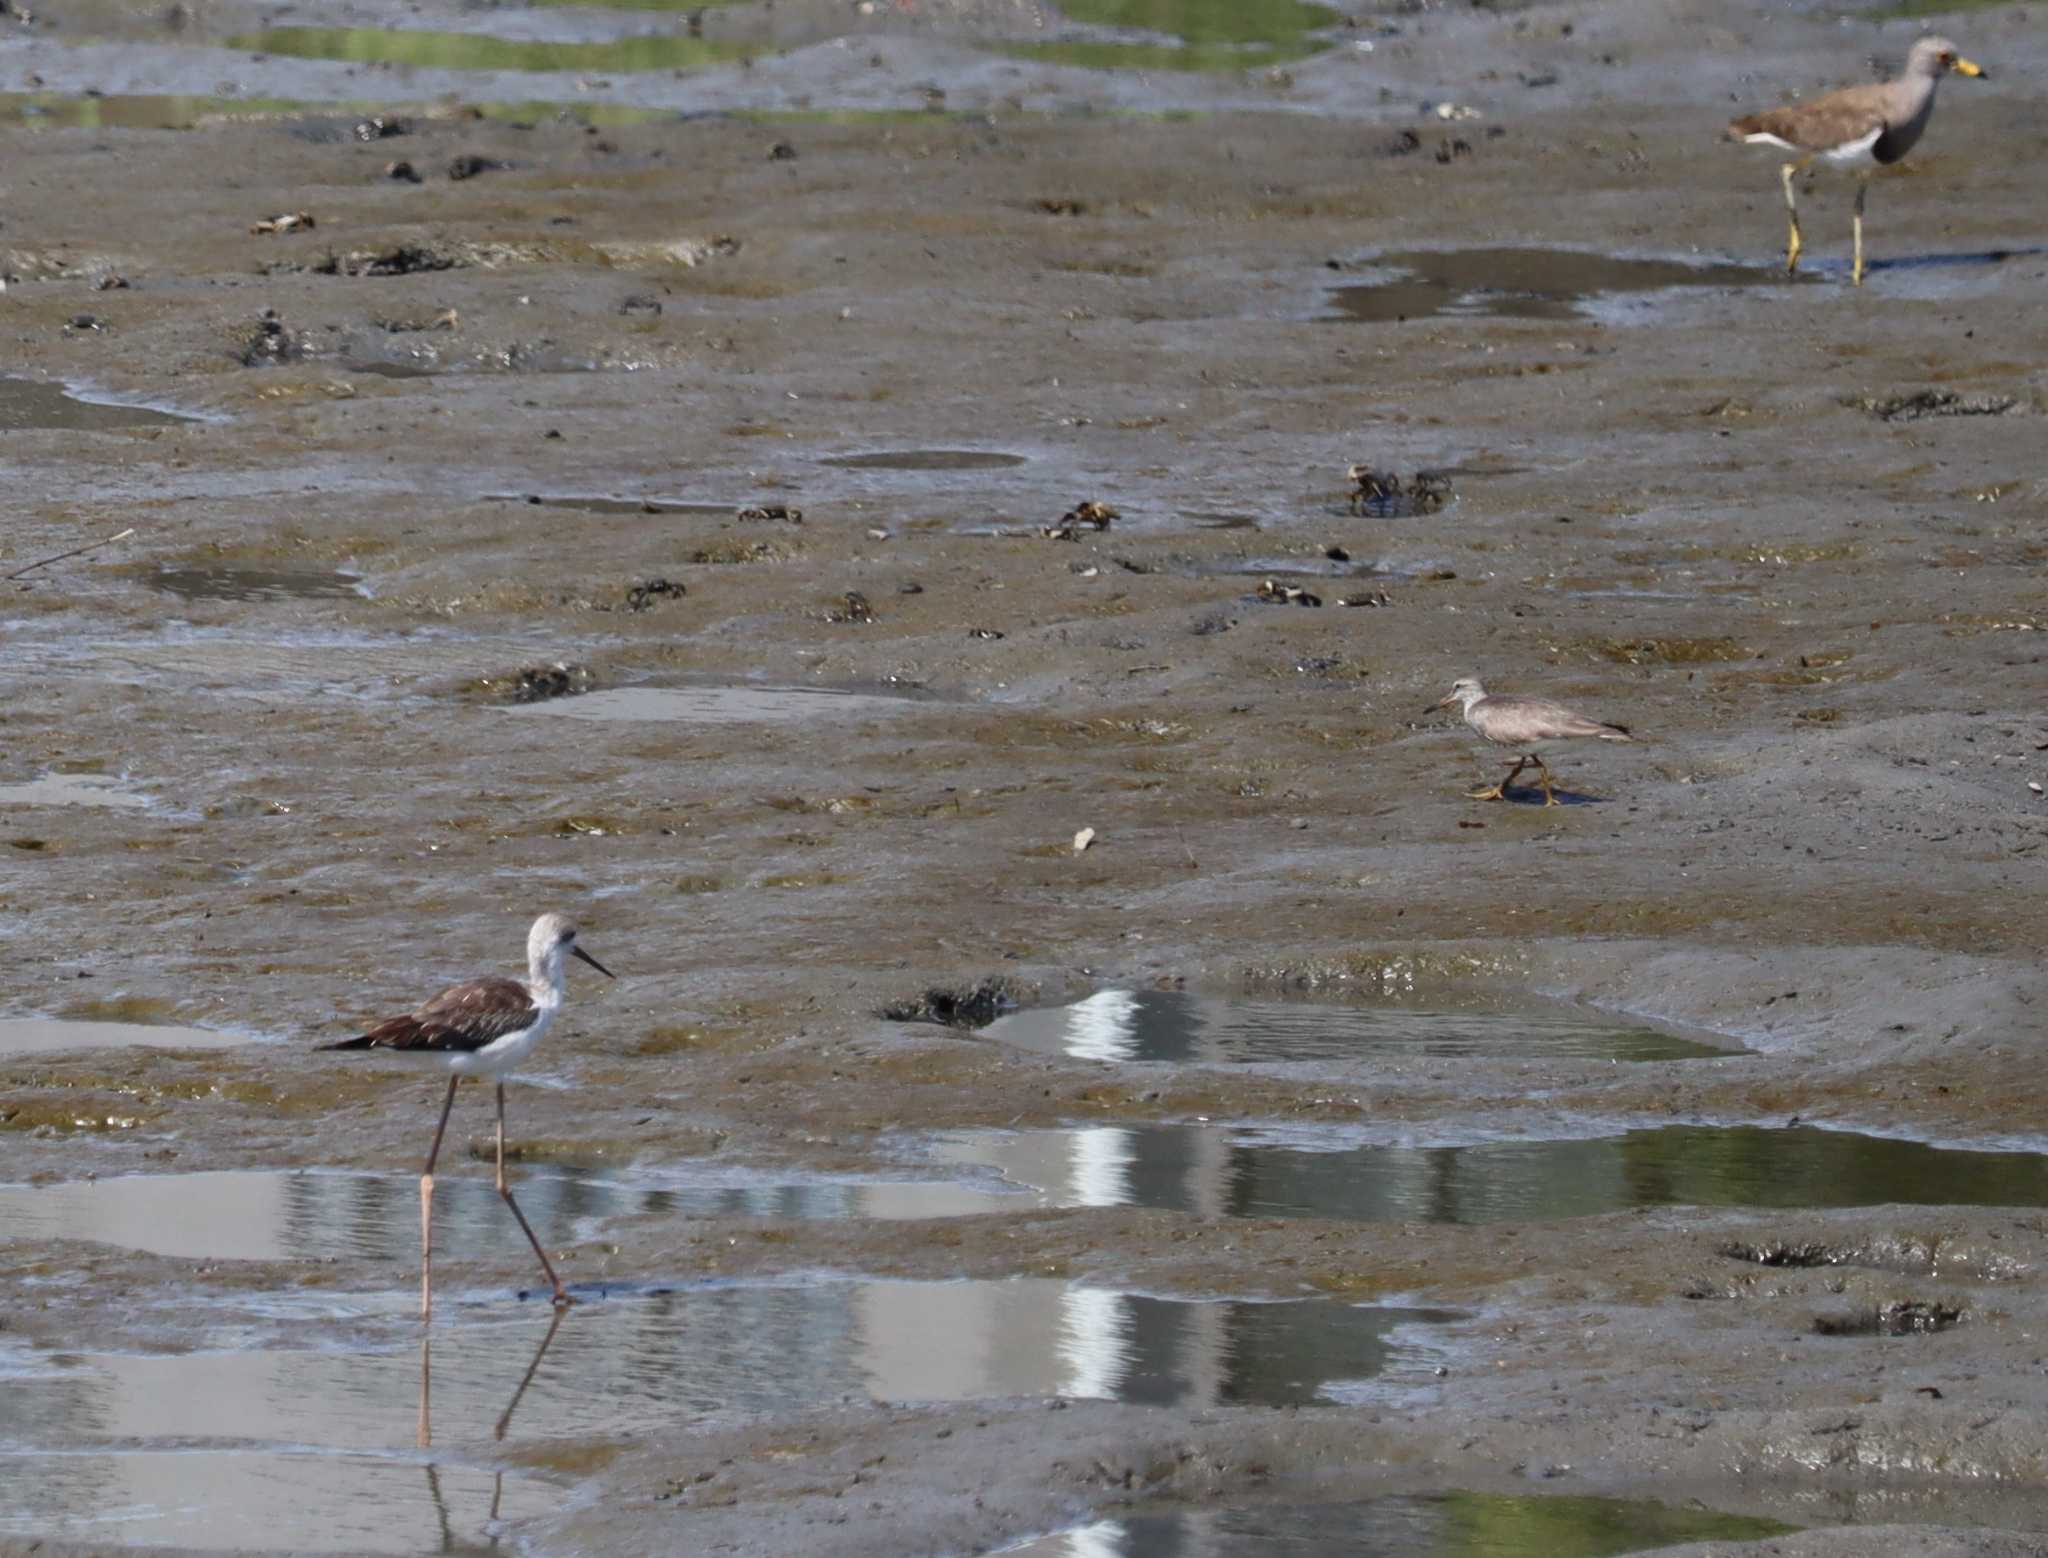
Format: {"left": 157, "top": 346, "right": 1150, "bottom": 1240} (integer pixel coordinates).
{"left": 1911, "top": 36, "right": 1986, "bottom": 79}
{"left": 1433, "top": 676, "right": 1486, "bottom": 711}
{"left": 529, "top": 912, "right": 616, "bottom": 979}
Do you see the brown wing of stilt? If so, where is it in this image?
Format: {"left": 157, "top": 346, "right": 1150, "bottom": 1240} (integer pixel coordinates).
{"left": 321, "top": 977, "right": 537, "bottom": 1053}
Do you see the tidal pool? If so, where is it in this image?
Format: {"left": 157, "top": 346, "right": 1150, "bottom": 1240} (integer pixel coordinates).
{"left": 149, "top": 567, "right": 365, "bottom": 603}
{"left": 1008, "top": 0, "right": 1338, "bottom": 71}
{"left": 0, "top": 774, "right": 149, "bottom": 811}
{"left": 0, "top": 1279, "right": 1460, "bottom": 1548}
{"left": 0, "top": 1165, "right": 1026, "bottom": 1264}
{"left": 1003, "top": 1490, "right": 1795, "bottom": 1557}
{"left": 978, "top": 988, "right": 1731, "bottom": 1068}
{"left": 0, "top": 1018, "right": 248, "bottom": 1059}
{"left": 1327, "top": 249, "right": 1800, "bottom": 324}
{"left": 505, "top": 685, "right": 922, "bottom": 724}
{"left": 224, "top": 27, "right": 756, "bottom": 72}
{"left": 485, "top": 492, "right": 734, "bottom": 516}
{"left": 927, "top": 1123, "right": 2048, "bottom": 1225}
{"left": 1, "top": 1280, "right": 1460, "bottom": 1452}
{"left": 822, "top": 450, "right": 1027, "bottom": 471}
{"left": 0, "top": 378, "right": 199, "bottom": 433}
{"left": 0, "top": 1450, "right": 555, "bottom": 1554}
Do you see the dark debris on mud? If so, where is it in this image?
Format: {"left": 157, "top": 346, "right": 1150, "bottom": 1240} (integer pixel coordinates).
{"left": 1813, "top": 1300, "right": 1965, "bottom": 1337}
{"left": 827, "top": 590, "right": 876, "bottom": 624}
{"left": 1043, "top": 500, "right": 1118, "bottom": 540}
{"left": 620, "top": 578, "right": 687, "bottom": 612}
{"left": 448, "top": 154, "right": 512, "bottom": 181}
{"left": 237, "top": 308, "right": 304, "bottom": 366}
{"left": 1722, "top": 1239, "right": 1860, "bottom": 1269}
{"left": 1253, "top": 578, "right": 1322, "bottom": 607}
{"left": 879, "top": 979, "right": 1024, "bottom": 1030}
{"left": 465, "top": 661, "right": 594, "bottom": 704}
{"left": 312, "top": 244, "right": 463, "bottom": 278}
{"left": 1346, "top": 465, "right": 1453, "bottom": 517}
{"left": 1849, "top": 390, "right": 2021, "bottom": 422}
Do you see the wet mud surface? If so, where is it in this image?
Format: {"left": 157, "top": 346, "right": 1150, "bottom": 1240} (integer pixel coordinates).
{"left": 3, "top": 0, "right": 2048, "bottom": 1552}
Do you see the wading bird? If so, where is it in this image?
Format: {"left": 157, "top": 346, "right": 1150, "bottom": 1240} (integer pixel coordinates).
{"left": 1727, "top": 36, "right": 1986, "bottom": 286}
{"left": 1433, "top": 678, "right": 1632, "bottom": 806}
{"left": 322, "top": 913, "right": 615, "bottom": 1319}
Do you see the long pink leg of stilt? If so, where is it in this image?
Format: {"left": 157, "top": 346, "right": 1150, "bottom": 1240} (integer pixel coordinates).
{"left": 497, "top": 1083, "right": 571, "bottom": 1306}
{"left": 419, "top": 1078, "right": 458, "bottom": 1323}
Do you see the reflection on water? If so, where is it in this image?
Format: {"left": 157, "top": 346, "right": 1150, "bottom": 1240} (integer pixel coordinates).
{"left": 505, "top": 685, "right": 920, "bottom": 724}
{"left": 0, "top": 1018, "right": 247, "bottom": 1059}
{"left": 0, "top": 93, "right": 678, "bottom": 132}
{"left": 0, "top": 1451, "right": 556, "bottom": 1554}
{"left": 484, "top": 492, "right": 734, "bottom": 516}
{"left": 822, "top": 450, "right": 1027, "bottom": 470}
{"left": 224, "top": 27, "right": 756, "bottom": 73}
{"left": 150, "top": 567, "right": 365, "bottom": 603}
{"left": 1327, "top": 249, "right": 1798, "bottom": 324}
{"left": 0, "top": 377, "right": 198, "bottom": 432}
{"left": 0, "top": 1313, "right": 571, "bottom": 1552}
{"left": 0, "top": 1280, "right": 1454, "bottom": 1545}
{"left": 1009, "top": 0, "right": 1337, "bottom": 71}
{"left": 0, "top": 1310, "right": 577, "bottom": 1547}
{"left": 933, "top": 1123, "right": 2048, "bottom": 1225}
{"left": 233, "top": 3, "right": 1337, "bottom": 75}
{"left": 3, "top": 1284, "right": 1457, "bottom": 1458}
{"left": 981, "top": 989, "right": 1727, "bottom": 1067}
{"left": 0, "top": 1167, "right": 1030, "bottom": 1263}
{"left": 1005, "top": 1491, "right": 1795, "bottom": 1557}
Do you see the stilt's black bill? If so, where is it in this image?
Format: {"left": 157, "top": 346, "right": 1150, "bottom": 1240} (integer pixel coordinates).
{"left": 572, "top": 944, "right": 616, "bottom": 979}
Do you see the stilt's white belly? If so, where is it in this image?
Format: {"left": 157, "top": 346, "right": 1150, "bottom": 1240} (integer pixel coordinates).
{"left": 449, "top": 1009, "right": 555, "bottom": 1079}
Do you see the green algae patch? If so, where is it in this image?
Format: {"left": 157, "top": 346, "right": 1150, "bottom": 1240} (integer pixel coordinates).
{"left": 0, "top": 93, "right": 320, "bottom": 130}
{"left": 0, "top": 1096, "right": 159, "bottom": 1132}
{"left": 1430, "top": 1491, "right": 1795, "bottom": 1555}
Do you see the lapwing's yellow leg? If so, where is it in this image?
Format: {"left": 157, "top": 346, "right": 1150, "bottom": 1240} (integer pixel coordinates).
{"left": 1852, "top": 177, "right": 1869, "bottom": 287}
{"left": 1780, "top": 159, "right": 1811, "bottom": 275}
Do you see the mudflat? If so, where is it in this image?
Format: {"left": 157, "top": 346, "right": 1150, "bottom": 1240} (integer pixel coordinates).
{"left": 2, "top": 0, "right": 2045, "bottom": 1553}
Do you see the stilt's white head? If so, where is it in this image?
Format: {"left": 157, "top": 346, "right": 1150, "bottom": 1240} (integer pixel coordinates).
{"left": 1434, "top": 677, "right": 1488, "bottom": 713}
{"left": 525, "top": 913, "right": 617, "bottom": 988}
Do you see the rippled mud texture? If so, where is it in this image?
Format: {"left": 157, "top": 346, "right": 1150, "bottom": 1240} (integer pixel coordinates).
{"left": 3, "top": 0, "right": 2048, "bottom": 1552}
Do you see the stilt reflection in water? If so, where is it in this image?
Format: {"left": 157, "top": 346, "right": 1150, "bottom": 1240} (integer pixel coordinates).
{"left": 417, "top": 1306, "right": 570, "bottom": 1449}
{"left": 418, "top": 1309, "right": 571, "bottom": 1544}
